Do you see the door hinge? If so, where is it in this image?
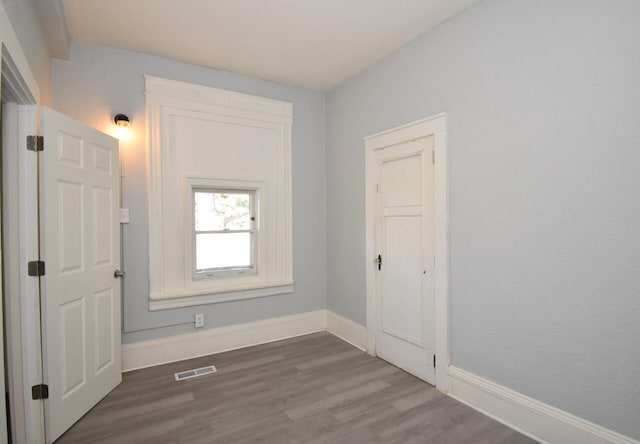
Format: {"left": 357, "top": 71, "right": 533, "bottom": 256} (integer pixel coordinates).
{"left": 31, "top": 384, "right": 49, "bottom": 400}
{"left": 432, "top": 150, "right": 435, "bottom": 165}
{"left": 375, "top": 254, "right": 382, "bottom": 271}
{"left": 27, "top": 261, "right": 45, "bottom": 277}
{"left": 433, "top": 355, "right": 436, "bottom": 368}
{"left": 27, "top": 135, "right": 44, "bottom": 152}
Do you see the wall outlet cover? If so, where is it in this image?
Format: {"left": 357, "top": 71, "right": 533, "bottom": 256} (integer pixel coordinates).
{"left": 120, "top": 208, "right": 130, "bottom": 223}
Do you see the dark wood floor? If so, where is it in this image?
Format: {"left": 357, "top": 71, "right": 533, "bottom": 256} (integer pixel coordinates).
{"left": 56, "top": 332, "right": 536, "bottom": 443}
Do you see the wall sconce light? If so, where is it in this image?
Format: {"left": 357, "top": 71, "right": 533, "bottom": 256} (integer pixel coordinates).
{"left": 113, "top": 114, "right": 131, "bottom": 127}
{"left": 113, "top": 114, "right": 131, "bottom": 139}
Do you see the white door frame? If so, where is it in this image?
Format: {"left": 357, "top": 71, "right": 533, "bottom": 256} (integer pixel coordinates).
{"left": 2, "top": 102, "right": 42, "bottom": 444}
{"left": 364, "top": 113, "right": 449, "bottom": 392}
{"left": 1, "top": 7, "right": 45, "bottom": 442}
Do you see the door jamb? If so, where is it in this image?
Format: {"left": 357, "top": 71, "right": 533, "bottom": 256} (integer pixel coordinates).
{"left": 364, "top": 113, "right": 449, "bottom": 392}
{"left": 1, "top": 25, "right": 44, "bottom": 444}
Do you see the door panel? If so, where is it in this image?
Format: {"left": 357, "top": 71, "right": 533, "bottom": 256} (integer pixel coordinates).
{"left": 40, "top": 107, "right": 122, "bottom": 442}
{"left": 94, "top": 288, "right": 114, "bottom": 373}
{"left": 375, "top": 136, "right": 435, "bottom": 384}
{"left": 58, "top": 180, "right": 84, "bottom": 273}
{"left": 383, "top": 154, "right": 422, "bottom": 206}
{"left": 93, "top": 186, "right": 113, "bottom": 265}
{"left": 61, "top": 299, "right": 85, "bottom": 396}
{"left": 383, "top": 215, "right": 423, "bottom": 345}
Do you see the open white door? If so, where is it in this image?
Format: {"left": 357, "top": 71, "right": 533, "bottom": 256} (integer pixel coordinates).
{"left": 40, "top": 107, "right": 122, "bottom": 442}
{"left": 374, "top": 136, "right": 436, "bottom": 384}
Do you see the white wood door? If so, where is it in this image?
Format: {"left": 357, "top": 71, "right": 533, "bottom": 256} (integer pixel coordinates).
{"left": 40, "top": 107, "right": 122, "bottom": 442}
{"left": 375, "top": 136, "right": 435, "bottom": 384}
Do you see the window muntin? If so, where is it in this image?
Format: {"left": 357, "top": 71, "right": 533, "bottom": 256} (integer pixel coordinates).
{"left": 193, "top": 189, "right": 256, "bottom": 276}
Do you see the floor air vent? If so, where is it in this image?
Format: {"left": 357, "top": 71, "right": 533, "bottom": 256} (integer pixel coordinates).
{"left": 174, "top": 365, "right": 217, "bottom": 381}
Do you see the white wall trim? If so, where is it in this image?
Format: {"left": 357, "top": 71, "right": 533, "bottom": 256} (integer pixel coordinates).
{"left": 14, "top": 105, "right": 43, "bottom": 444}
{"left": 123, "top": 310, "right": 369, "bottom": 372}
{"left": 149, "top": 282, "right": 294, "bottom": 311}
{"left": 1, "top": 6, "right": 44, "bottom": 441}
{"left": 145, "top": 75, "right": 294, "bottom": 310}
{"left": 3, "top": 103, "right": 29, "bottom": 444}
{"left": 364, "top": 113, "right": 450, "bottom": 392}
{"left": 122, "top": 310, "right": 326, "bottom": 372}
{"left": 326, "top": 310, "right": 366, "bottom": 351}
{"left": 145, "top": 75, "right": 293, "bottom": 121}
{"left": 448, "top": 366, "right": 639, "bottom": 444}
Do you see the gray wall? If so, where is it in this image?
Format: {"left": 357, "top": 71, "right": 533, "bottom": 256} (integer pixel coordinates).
{"left": 326, "top": 0, "right": 640, "bottom": 439}
{"left": 52, "top": 40, "right": 327, "bottom": 344}
{"left": 1, "top": 0, "right": 51, "bottom": 104}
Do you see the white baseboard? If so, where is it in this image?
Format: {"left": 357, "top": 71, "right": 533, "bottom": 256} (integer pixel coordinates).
{"left": 447, "top": 366, "right": 638, "bottom": 444}
{"left": 122, "top": 309, "right": 327, "bottom": 372}
{"left": 326, "top": 311, "right": 367, "bottom": 351}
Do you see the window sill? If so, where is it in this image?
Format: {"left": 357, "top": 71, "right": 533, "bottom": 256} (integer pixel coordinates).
{"left": 148, "top": 280, "right": 294, "bottom": 311}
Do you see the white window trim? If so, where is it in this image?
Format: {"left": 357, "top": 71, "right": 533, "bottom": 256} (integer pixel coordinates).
{"left": 145, "top": 76, "right": 294, "bottom": 310}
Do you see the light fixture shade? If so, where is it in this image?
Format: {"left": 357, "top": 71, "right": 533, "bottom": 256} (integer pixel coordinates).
{"left": 113, "top": 114, "right": 131, "bottom": 127}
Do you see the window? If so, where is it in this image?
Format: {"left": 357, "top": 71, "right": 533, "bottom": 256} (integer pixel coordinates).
{"left": 146, "top": 76, "right": 293, "bottom": 310}
{"left": 193, "top": 189, "right": 256, "bottom": 277}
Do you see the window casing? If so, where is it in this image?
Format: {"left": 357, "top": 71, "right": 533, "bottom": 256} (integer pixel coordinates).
{"left": 193, "top": 188, "right": 257, "bottom": 278}
{"left": 145, "top": 76, "right": 293, "bottom": 310}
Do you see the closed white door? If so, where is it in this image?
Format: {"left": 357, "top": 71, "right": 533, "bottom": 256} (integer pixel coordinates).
{"left": 375, "top": 136, "right": 435, "bottom": 384}
{"left": 40, "top": 107, "right": 122, "bottom": 442}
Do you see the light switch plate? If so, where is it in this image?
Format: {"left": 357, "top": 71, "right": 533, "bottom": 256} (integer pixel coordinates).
{"left": 120, "top": 208, "right": 130, "bottom": 224}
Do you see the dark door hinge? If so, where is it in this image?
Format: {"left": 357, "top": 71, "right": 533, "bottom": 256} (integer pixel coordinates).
{"left": 27, "top": 135, "right": 44, "bottom": 152}
{"left": 433, "top": 355, "right": 436, "bottom": 368}
{"left": 31, "top": 384, "right": 49, "bottom": 400}
{"left": 27, "top": 261, "right": 45, "bottom": 277}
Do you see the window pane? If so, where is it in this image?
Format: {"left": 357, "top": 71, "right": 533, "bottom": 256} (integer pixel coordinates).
{"left": 194, "top": 191, "right": 251, "bottom": 231}
{"left": 196, "top": 232, "right": 251, "bottom": 271}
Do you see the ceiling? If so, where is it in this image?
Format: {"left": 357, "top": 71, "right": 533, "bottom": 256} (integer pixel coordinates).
{"left": 52, "top": 0, "right": 480, "bottom": 91}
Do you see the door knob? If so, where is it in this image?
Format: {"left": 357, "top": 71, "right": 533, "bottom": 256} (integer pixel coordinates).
{"left": 114, "top": 269, "right": 126, "bottom": 278}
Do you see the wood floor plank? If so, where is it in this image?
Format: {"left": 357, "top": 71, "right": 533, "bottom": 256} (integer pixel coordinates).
{"left": 284, "top": 380, "right": 390, "bottom": 420}
{"left": 390, "top": 386, "right": 441, "bottom": 412}
{"left": 294, "top": 349, "right": 363, "bottom": 370}
{"left": 78, "top": 392, "right": 195, "bottom": 428}
{"left": 55, "top": 332, "right": 537, "bottom": 444}
{"left": 324, "top": 364, "right": 400, "bottom": 393}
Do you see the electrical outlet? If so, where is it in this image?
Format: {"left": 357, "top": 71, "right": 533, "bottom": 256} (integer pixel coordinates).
{"left": 194, "top": 313, "right": 204, "bottom": 328}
